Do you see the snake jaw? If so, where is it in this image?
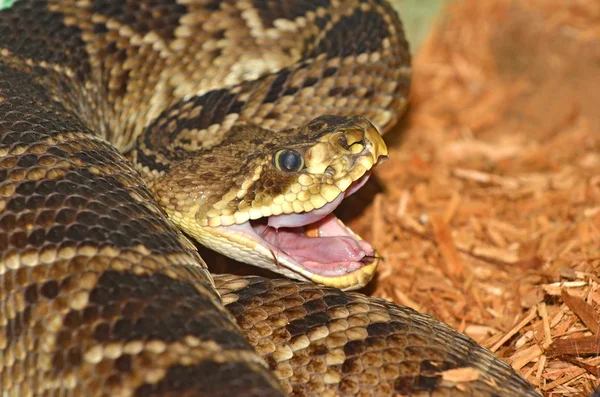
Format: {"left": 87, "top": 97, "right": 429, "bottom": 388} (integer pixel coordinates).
{"left": 158, "top": 115, "right": 388, "bottom": 290}
{"left": 197, "top": 173, "right": 379, "bottom": 291}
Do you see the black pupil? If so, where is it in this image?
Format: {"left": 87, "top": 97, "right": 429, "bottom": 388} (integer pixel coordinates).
{"left": 280, "top": 150, "right": 301, "bottom": 171}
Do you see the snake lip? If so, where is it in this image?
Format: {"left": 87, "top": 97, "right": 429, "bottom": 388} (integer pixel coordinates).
{"left": 266, "top": 172, "right": 371, "bottom": 229}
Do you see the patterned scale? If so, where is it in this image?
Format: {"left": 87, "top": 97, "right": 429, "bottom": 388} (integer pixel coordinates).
{"left": 0, "top": 0, "right": 541, "bottom": 396}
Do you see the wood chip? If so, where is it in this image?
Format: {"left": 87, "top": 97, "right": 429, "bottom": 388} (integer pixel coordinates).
{"left": 561, "top": 289, "right": 600, "bottom": 335}
{"left": 452, "top": 168, "right": 521, "bottom": 189}
{"left": 543, "top": 281, "right": 589, "bottom": 296}
{"left": 511, "top": 345, "right": 543, "bottom": 371}
{"left": 536, "top": 355, "right": 547, "bottom": 385}
{"left": 431, "top": 213, "right": 464, "bottom": 280}
{"left": 371, "top": 193, "right": 385, "bottom": 246}
{"left": 443, "top": 191, "right": 461, "bottom": 223}
{"left": 442, "top": 367, "right": 483, "bottom": 383}
{"left": 559, "top": 357, "right": 600, "bottom": 378}
{"left": 542, "top": 368, "right": 587, "bottom": 391}
{"left": 490, "top": 307, "right": 538, "bottom": 353}
{"left": 538, "top": 302, "right": 553, "bottom": 349}
{"left": 548, "top": 336, "right": 600, "bottom": 357}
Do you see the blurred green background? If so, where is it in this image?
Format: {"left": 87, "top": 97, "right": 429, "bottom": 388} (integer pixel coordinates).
{"left": 389, "top": 0, "right": 457, "bottom": 51}
{"left": 0, "top": 0, "right": 15, "bottom": 9}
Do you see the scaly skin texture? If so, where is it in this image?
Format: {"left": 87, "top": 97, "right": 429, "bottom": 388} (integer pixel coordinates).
{"left": 0, "top": 63, "right": 284, "bottom": 396}
{"left": 0, "top": 0, "right": 540, "bottom": 396}
{"left": 215, "top": 275, "right": 541, "bottom": 397}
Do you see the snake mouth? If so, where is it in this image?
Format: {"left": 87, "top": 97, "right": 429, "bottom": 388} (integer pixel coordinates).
{"left": 213, "top": 173, "right": 378, "bottom": 291}
{"left": 254, "top": 172, "right": 375, "bottom": 270}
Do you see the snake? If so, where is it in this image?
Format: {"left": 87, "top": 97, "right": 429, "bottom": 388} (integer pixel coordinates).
{"left": 0, "top": 0, "right": 543, "bottom": 396}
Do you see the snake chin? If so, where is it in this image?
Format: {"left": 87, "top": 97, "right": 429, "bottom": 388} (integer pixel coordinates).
{"left": 218, "top": 173, "right": 378, "bottom": 283}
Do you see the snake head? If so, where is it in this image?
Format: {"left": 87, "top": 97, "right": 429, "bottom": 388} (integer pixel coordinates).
{"left": 153, "top": 115, "right": 388, "bottom": 291}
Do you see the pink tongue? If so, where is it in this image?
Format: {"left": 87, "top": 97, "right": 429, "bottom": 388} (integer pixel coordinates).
{"left": 258, "top": 225, "right": 368, "bottom": 263}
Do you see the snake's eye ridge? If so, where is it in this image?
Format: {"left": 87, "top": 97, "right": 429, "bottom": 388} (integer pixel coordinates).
{"left": 274, "top": 149, "right": 304, "bottom": 172}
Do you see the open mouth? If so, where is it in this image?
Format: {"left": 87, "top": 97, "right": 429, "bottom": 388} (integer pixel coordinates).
{"left": 216, "top": 173, "right": 377, "bottom": 285}
{"left": 252, "top": 172, "right": 375, "bottom": 276}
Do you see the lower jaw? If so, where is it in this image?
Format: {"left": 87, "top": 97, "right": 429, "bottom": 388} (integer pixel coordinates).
{"left": 201, "top": 215, "right": 379, "bottom": 291}
{"left": 308, "top": 255, "right": 379, "bottom": 290}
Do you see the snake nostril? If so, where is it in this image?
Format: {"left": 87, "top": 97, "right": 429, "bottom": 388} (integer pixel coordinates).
{"left": 338, "top": 136, "right": 350, "bottom": 150}
{"left": 338, "top": 129, "right": 366, "bottom": 152}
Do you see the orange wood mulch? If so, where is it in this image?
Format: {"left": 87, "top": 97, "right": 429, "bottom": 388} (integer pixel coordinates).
{"left": 340, "top": 0, "right": 600, "bottom": 395}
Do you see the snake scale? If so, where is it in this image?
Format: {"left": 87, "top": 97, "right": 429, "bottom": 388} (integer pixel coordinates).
{"left": 0, "top": 0, "right": 543, "bottom": 396}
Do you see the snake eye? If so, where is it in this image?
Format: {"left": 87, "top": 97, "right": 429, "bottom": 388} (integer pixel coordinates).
{"left": 274, "top": 149, "right": 304, "bottom": 172}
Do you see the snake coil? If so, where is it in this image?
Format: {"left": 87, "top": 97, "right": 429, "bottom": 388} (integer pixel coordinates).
{"left": 0, "top": 0, "right": 541, "bottom": 396}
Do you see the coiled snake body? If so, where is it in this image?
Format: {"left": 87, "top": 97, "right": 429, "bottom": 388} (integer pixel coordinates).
{"left": 0, "top": 1, "right": 541, "bottom": 396}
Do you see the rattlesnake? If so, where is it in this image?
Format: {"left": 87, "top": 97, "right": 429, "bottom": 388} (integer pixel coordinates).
{"left": 0, "top": 0, "right": 541, "bottom": 395}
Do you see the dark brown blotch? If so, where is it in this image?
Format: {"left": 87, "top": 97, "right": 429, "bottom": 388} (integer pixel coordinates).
{"left": 40, "top": 280, "right": 60, "bottom": 299}
{"left": 394, "top": 375, "right": 416, "bottom": 394}
{"left": 115, "top": 354, "right": 133, "bottom": 373}
{"left": 91, "top": 0, "right": 188, "bottom": 41}
{"left": 262, "top": 68, "right": 292, "bottom": 104}
{"left": 343, "top": 340, "right": 365, "bottom": 357}
{"left": 24, "top": 284, "right": 39, "bottom": 304}
{"left": 302, "top": 298, "right": 327, "bottom": 314}
{"left": 84, "top": 271, "right": 250, "bottom": 349}
{"left": 5, "top": 306, "right": 31, "bottom": 341}
{"left": 311, "top": 10, "right": 389, "bottom": 60}
{"left": 134, "top": 361, "right": 283, "bottom": 397}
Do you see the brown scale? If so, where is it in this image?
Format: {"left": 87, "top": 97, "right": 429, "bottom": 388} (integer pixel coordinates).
{"left": 0, "top": 0, "right": 540, "bottom": 396}
{"left": 215, "top": 275, "right": 541, "bottom": 397}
